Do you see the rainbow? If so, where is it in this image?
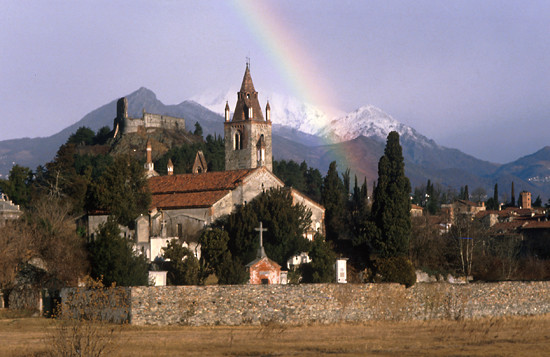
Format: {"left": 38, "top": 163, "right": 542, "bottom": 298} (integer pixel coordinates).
{"left": 231, "top": 0, "right": 360, "bottom": 177}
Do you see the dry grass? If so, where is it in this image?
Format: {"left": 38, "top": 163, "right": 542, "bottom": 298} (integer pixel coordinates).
{"left": 1, "top": 311, "right": 550, "bottom": 356}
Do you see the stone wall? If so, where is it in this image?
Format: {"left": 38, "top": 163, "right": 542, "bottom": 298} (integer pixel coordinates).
{"left": 123, "top": 113, "right": 185, "bottom": 135}
{"left": 61, "top": 282, "right": 550, "bottom": 326}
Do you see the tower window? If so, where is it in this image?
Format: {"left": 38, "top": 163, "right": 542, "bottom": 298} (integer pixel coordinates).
{"left": 234, "top": 131, "right": 243, "bottom": 150}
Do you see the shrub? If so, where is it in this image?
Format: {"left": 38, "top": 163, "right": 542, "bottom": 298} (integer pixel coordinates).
{"left": 375, "top": 256, "right": 416, "bottom": 288}
{"left": 48, "top": 277, "right": 128, "bottom": 356}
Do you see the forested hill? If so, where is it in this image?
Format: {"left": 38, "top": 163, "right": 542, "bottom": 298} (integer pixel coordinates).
{"left": 2, "top": 87, "right": 550, "bottom": 199}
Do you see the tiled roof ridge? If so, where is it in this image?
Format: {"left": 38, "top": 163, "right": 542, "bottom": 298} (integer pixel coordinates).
{"left": 148, "top": 168, "right": 257, "bottom": 193}
{"left": 152, "top": 187, "right": 236, "bottom": 195}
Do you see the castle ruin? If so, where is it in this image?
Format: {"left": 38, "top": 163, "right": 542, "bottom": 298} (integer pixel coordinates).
{"left": 113, "top": 97, "right": 185, "bottom": 137}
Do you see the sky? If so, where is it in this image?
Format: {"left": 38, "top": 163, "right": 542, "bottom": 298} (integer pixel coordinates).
{"left": 1, "top": 0, "right": 549, "bottom": 163}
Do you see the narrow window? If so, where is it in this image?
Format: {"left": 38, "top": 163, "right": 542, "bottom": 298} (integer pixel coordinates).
{"left": 234, "top": 132, "right": 242, "bottom": 150}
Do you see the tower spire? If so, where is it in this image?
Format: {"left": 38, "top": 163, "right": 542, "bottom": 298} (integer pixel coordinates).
{"left": 224, "top": 64, "right": 272, "bottom": 171}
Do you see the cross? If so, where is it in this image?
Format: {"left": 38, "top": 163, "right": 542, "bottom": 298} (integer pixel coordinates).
{"left": 255, "top": 221, "right": 267, "bottom": 248}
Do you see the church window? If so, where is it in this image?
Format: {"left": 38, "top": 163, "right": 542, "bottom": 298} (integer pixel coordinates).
{"left": 234, "top": 131, "right": 242, "bottom": 150}
{"left": 177, "top": 223, "right": 183, "bottom": 238}
{"left": 248, "top": 106, "right": 253, "bottom": 119}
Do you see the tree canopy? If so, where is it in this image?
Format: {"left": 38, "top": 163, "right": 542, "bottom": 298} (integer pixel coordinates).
{"left": 162, "top": 239, "right": 200, "bottom": 285}
{"left": 87, "top": 155, "right": 151, "bottom": 228}
{"left": 217, "top": 188, "right": 312, "bottom": 267}
{"left": 87, "top": 217, "right": 149, "bottom": 287}
{"left": 370, "top": 131, "right": 411, "bottom": 258}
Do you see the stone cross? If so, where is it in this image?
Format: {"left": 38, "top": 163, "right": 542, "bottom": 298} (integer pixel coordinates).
{"left": 255, "top": 221, "right": 268, "bottom": 258}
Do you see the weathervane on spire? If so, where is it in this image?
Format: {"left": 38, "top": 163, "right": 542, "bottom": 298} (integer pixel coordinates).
{"left": 246, "top": 55, "right": 250, "bottom": 69}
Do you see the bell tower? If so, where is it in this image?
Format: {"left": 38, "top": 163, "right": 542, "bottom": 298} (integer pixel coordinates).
{"left": 224, "top": 63, "right": 272, "bottom": 171}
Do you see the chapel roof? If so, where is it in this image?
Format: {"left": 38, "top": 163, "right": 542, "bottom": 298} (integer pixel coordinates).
{"left": 148, "top": 168, "right": 256, "bottom": 194}
{"left": 148, "top": 168, "right": 261, "bottom": 209}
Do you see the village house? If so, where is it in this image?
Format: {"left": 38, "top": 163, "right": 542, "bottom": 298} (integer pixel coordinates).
{"left": 472, "top": 194, "right": 550, "bottom": 258}
{"left": 441, "top": 199, "right": 486, "bottom": 223}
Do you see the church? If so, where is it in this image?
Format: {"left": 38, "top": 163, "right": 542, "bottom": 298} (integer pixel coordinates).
{"left": 88, "top": 64, "right": 325, "bottom": 266}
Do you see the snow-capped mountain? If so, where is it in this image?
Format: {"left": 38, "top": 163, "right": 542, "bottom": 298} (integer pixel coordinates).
{"left": 191, "top": 89, "right": 341, "bottom": 136}
{"left": 193, "top": 90, "right": 435, "bottom": 148}
{"left": 2, "top": 86, "right": 550, "bottom": 198}
{"left": 318, "top": 105, "right": 437, "bottom": 148}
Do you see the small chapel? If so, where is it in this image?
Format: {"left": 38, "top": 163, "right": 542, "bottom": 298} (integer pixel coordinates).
{"left": 86, "top": 64, "right": 325, "bottom": 278}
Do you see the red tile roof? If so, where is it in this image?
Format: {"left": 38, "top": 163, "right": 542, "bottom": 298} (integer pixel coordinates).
{"left": 151, "top": 191, "right": 231, "bottom": 209}
{"left": 148, "top": 169, "right": 257, "bottom": 209}
{"left": 521, "top": 221, "right": 550, "bottom": 230}
{"left": 489, "top": 221, "right": 527, "bottom": 233}
{"left": 149, "top": 169, "right": 255, "bottom": 194}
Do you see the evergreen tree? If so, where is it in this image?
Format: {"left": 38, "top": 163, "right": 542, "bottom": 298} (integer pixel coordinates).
{"left": 67, "top": 126, "right": 95, "bottom": 146}
{"left": 369, "top": 131, "right": 411, "bottom": 258}
{"left": 93, "top": 126, "right": 112, "bottom": 145}
{"left": 300, "top": 237, "right": 336, "bottom": 283}
{"left": 219, "top": 188, "right": 312, "bottom": 266}
{"left": 533, "top": 195, "right": 542, "bottom": 207}
{"left": 487, "top": 183, "right": 499, "bottom": 210}
{"left": 425, "top": 179, "right": 440, "bottom": 215}
{"left": 154, "top": 136, "right": 225, "bottom": 175}
{"left": 349, "top": 175, "right": 370, "bottom": 241}
{"left": 321, "top": 161, "right": 347, "bottom": 241}
{"left": 193, "top": 121, "right": 203, "bottom": 137}
{"left": 87, "top": 155, "right": 151, "bottom": 228}
{"left": 0, "top": 165, "right": 33, "bottom": 207}
{"left": 342, "top": 168, "right": 351, "bottom": 198}
{"left": 198, "top": 228, "right": 246, "bottom": 284}
{"left": 511, "top": 182, "right": 516, "bottom": 206}
{"left": 88, "top": 217, "right": 149, "bottom": 286}
{"left": 162, "top": 239, "right": 200, "bottom": 285}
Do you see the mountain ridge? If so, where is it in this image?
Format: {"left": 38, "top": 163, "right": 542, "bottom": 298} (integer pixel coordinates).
{"left": 1, "top": 87, "right": 548, "bottom": 200}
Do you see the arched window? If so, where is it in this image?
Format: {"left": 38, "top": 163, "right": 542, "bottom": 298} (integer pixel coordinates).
{"left": 234, "top": 131, "right": 242, "bottom": 150}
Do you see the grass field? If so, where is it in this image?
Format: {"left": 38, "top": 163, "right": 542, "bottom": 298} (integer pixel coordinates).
{"left": 1, "top": 311, "right": 549, "bottom": 356}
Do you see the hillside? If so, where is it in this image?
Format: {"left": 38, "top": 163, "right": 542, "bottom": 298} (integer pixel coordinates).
{"left": 2, "top": 87, "right": 550, "bottom": 199}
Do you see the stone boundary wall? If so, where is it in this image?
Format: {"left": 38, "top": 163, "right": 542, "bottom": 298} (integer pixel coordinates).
{"left": 62, "top": 282, "right": 550, "bottom": 326}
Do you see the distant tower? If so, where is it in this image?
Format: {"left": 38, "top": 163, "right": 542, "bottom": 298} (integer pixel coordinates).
{"left": 144, "top": 139, "right": 158, "bottom": 178}
{"left": 113, "top": 97, "right": 128, "bottom": 137}
{"left": 519, "top": 191, "right": 531, "bottom": 209}
{"left": 224, "top": 63, "right": 272, "bottom": 171}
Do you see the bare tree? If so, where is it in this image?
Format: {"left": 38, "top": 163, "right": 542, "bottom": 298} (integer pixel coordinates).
{"left": 471, "top": 187, "right": 487, "bottom": 203}
{"left": 0, "top": 196, "right": 88, "bottom": 290}
{"left": 448, "top": 214, "right": 485, "bottom": 280}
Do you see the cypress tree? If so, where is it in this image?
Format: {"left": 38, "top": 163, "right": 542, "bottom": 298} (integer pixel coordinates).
{"left": 493, "top": 183, "right": 499, "bottom": 208}
{"left": 370, "top": 131, "right": 412, "bottom": 258}
{"left": 321, "top": 161, "right": 347, "bottom": 241}
{"left": 511, "top": 182, "right": 516, "bottom": 206}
